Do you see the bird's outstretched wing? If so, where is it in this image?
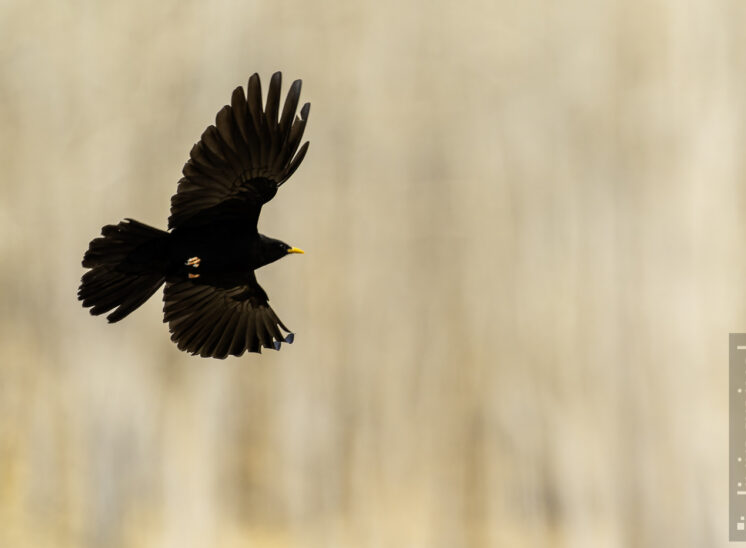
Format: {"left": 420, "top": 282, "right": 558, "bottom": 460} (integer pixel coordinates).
{"left": 163, "top": 274, "right": 294, "bottom": 358}
{"left": 168, "top": 72, "right": 310, "bottom": 230}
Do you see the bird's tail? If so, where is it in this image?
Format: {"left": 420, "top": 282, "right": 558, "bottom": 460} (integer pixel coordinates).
{"left": 78, "top": 219, "right": 169, "bottom": 322}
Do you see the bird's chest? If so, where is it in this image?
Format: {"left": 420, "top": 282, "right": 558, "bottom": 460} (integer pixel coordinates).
{"left": 169, "top": 225, "right": 257, "bottom": 280}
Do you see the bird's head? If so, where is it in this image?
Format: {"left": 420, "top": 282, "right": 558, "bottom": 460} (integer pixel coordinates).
{"left": 257, "top": 235, "right": 304, "bottom": 268}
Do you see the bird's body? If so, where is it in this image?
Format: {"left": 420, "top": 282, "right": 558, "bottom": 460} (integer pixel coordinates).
{"left": 127, "top": 214, "right": 294, "bottom": 286}
{"left": 78, "top": 72, "right": 310, "bottom": 358}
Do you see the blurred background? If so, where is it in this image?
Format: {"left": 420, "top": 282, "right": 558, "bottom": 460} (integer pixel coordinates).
{"left": 0, "top": 0, "right": 740, "bottom": 546}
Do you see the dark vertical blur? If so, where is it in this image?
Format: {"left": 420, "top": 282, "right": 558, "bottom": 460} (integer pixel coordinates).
{"left": 0, "top": 0, "right": 740, "bottom": 546}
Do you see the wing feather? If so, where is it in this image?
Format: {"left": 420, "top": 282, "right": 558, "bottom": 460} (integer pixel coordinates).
{"left": 246, "top": 73, "right": 265, "bottom": 139}
{"left": 213, "top": 312, "right": 240, "bottom": 359}
{"left": 163, "top": 277, "right": 293, "bottom": 358}
{"left": 265, "top": 72, "right": 282, "bottom": 130}
{"left": 168, "top": 72, "right": 310, "bottom": 229}
{"left": 278, "top": 80, "right": 302, "bottom": 142}
{"left": 215, "top": 106, "right": 240, "bottom": 158}
{"left": 196, "top": 308, "right": 236, "bottom": 358}
{"left": 226, "top": 309, "right": 249, "bottom": 358}
{"left": 230, "top": 86, "right": 252, "bottom": 152}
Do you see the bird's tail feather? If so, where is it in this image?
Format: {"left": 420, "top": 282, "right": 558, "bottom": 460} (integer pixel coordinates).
{"left": 78, "top": 219, "right": 168, "bottom": 322}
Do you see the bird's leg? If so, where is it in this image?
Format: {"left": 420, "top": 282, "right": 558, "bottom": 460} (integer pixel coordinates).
{"left": 185, "top": 256, "right": 201, "bottom": 278}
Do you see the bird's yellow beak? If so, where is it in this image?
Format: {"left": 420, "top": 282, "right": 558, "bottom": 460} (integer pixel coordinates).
{"left": 287, "top": 247, "right": 305, "bottom": 254}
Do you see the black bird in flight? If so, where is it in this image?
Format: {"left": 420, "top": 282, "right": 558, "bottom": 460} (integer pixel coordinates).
{"left": 78, "top": 72, "right": 310, "bottom": 358}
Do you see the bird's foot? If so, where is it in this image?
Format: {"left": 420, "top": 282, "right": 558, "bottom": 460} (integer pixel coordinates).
{"left": 188, "top": 273, "right": 200, "bottom": 279}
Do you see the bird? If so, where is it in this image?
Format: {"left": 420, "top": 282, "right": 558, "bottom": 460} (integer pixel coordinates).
{"left": 78, "top": 72, "right": 310, "bottom": 358}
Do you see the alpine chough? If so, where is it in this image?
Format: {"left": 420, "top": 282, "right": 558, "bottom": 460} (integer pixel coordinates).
{"left": 78, "top": 72, "right": 310, "bottom": 358}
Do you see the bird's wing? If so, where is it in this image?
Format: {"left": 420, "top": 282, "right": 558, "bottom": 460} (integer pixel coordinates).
{"left": 163, "top": 273, "right": 294, "bottom": 358}
{"left": 168, "top": 72, "right": 310, "bottom": 230}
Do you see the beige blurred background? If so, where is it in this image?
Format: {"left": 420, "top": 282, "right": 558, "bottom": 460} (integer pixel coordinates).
{"left": 0, "top": 0, "right": 740, "bottom": 546}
